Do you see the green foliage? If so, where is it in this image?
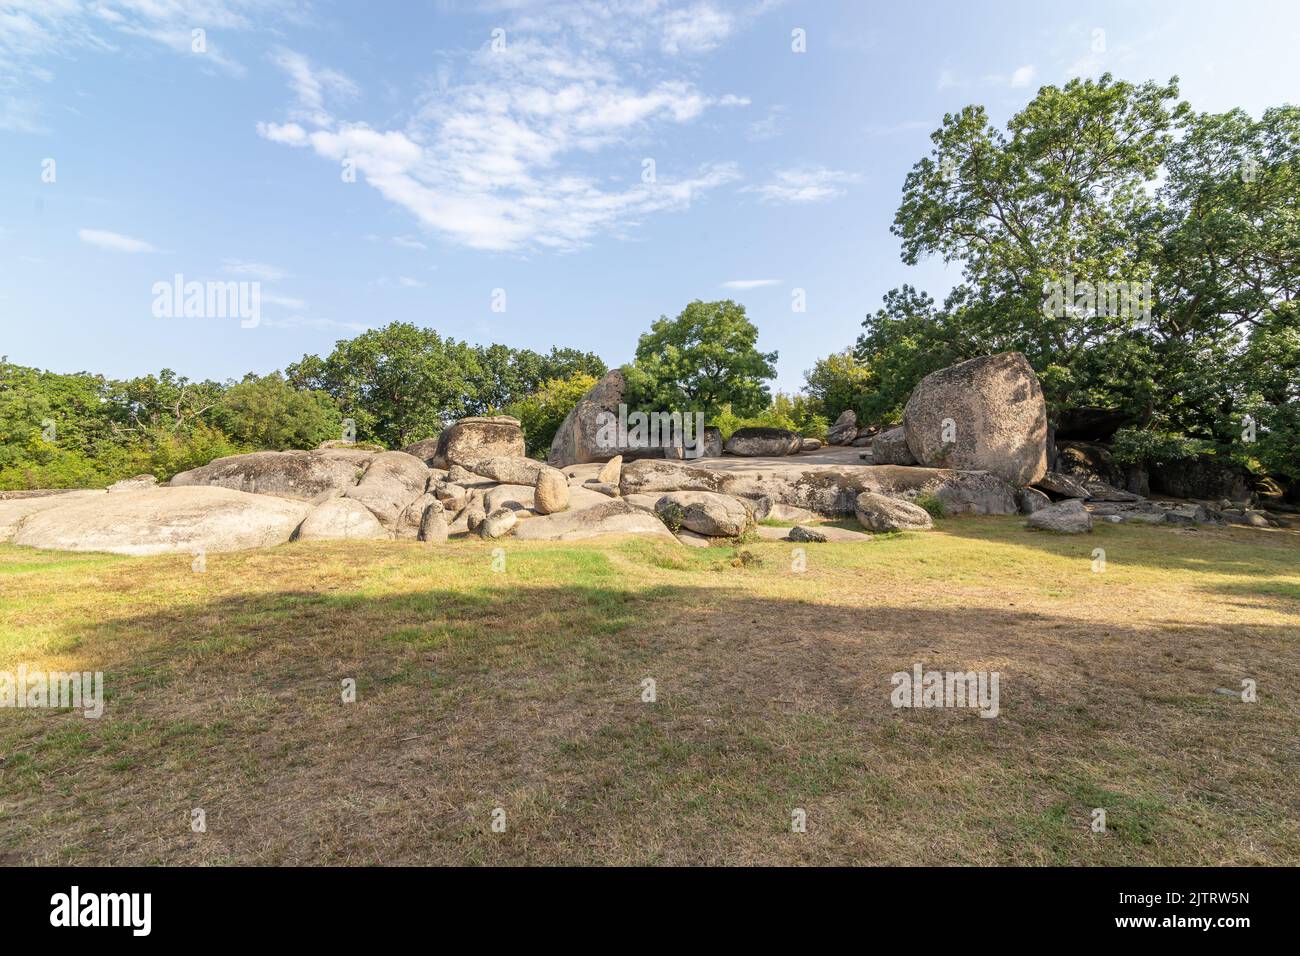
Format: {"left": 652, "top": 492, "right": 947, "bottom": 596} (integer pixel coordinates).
{"left": 914, "top": 492, "right": 947, "bottom": 520}
{"left": 1109, "top": 429, "right": 1215, "bottom": 467}
{"left": 505, "top": 372, "right": 598, "bottom": 458}
{"left": 212, "top": 373, "right": 341, "bottom": 450}
{"left": 287, "top": 322, "right": 606, "bottom": 447}
{"left": 710, "top": 393, "right": 827, "bottom": 441}
{"left": 802, "top": 351, "right": 875, "bottom": 423}
{"left": 625, "top": 300, "right": 777, "bottom": 418}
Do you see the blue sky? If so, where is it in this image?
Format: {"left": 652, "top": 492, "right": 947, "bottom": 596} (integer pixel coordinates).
{"left": 3, "top": 0, "right": 1299, "bottom": 393}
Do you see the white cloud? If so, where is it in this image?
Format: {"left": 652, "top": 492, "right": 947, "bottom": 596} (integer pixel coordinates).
{"left": 77, "top": 228, "right": 156, "bottom": 253}
{"left": 222, "top": 258, "right": 288, "bottom": 281}
{"left": 270, "top": 47, "right": 358, "bottom": 127}
{"left": 1010, "top": 64, "right": 1037, "bottom": 88}
{"left": 722, "top": 278, "right": 781, "bottom": 289}
{"left": 661, "top": 4, "right": 734, "bottom": 54}
{"left": 258, "top": 27, "right": 749, "bottom": 252}
{"left": 391, "top": 236, "right": 428, "bottom": 251}
{"left": 376, "top": 275, "right": 427, "bottom": 289}
{"left": 747, "top": 104, "right": 785, "bottom": 141}
{"left": 745, "top": 167, "right": 860, "bottom": 204}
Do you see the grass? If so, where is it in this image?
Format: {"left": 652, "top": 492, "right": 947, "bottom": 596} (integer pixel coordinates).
{"left": 0, "top": 516, "right": 1297, "bottom": 865}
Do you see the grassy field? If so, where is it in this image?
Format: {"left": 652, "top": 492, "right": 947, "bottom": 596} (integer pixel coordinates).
{"left": 1, "top": 516, "right": 1297, "bottom": 865}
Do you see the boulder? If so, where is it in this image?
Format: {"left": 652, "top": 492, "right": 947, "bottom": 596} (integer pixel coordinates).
{"left": 756, "top": 524, "right": 872, "bottom": 543}
{"left": 902, "top": 351, "right": 1048, "bottom": 486}
{"left": 1027, "top": 499, "right": 1093, "bottom": 533}
{"left": 800, "top": 438, "right": 823, "bottom": 452}
{"left": 108, "top": 474, "right": 158, "bottom": 493}
{"left": 751, "top": 496, "right": 815, "bottom": 524}
{"left": 468, "top": 455, "right": 545, "bottom": 485}
{"left": 434, "top": 416, "right": 525, "bottom": 469}
{"left": 702, "top": 426, "right": 724, "bottom": 458}
{"left": 724, "top": 427, "right": 802, "bottom": 457}
{"left": 619, "top": 460, "right": 729, "bottom": 497}
{"left": 714, "top": 464, "right": 1018, "bottom": 517}
{"left": 1034, "top": 471, "right": 1091, "bottom": 499}
{"left": 484, "top": 485, "right": 535, "bottom": 513}
{"left": 1018, "top": 487, "right": 1052, "bottom": 514}
{"left": 342, "top": 451, "right": 431, "bottom": 529}
{"left": 854, "top": 492, "right": 934, "bottom": 533}
{"left": 584, "top": 481, "right": 620, "bottom": 498}
{"left": 1149, "top": 454, "right": 1254, "bottom": 502}
{"left": 403, "top": 437, "right": 442, "bottom": 467}
{"left": 394, "top": 491, "right": 439, "bottom": 540}
{"left": 12, "top": 487, "right": 311, "bottom": 554}
{"left": 1084, "top": 481, "right": 1140, "bottom": 503}
{"left": 826, "top": 410, "right": 858, "bottom": 446}
{"left": 295, "top": 497, "right": 390, "bottom": 542}
{"left": 534, "top": 466, "right": 569, "bottom": 514}
{"left": 851, "top": 431, "right": 874, "bottom": 447}
{"left": 419, "top": 505, "right": 449, "bottom": 543}
{"left": 479, "top": 507, "right": 518, "bottom": 539}
{"left": 870, "top": 427, "right": 916, "bottom": 465}
{"left": 675, "top": 529, "right": 713, "bottom": 548}
{"left": 0, "top": 490, "right": 107, "bottom": 541}
{"left": 170, "top": 449, "right": 373, "bottom": 501}
{"left": 548, "top": 369, "right": 660, "bottom": 467}
{"left": 787, "top": 525, "right": 828, "bottom": 543}
{"left": 596, "top": 455, "right": 623, "bottom": 485}
{"left": 512, "top": 500, "right": 677, "bottom": 543}
{"left": 654, "top": 491, "right": 754, "bottom": 537}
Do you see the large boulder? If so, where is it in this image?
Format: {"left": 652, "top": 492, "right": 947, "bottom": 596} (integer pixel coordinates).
{"left": 534, "top": 466, "right": 569, "bottom": 514}
{"left": 12, "top": 487, "right": 311, "bottom": 555}
{"left": 654, "top": 491, "right": 753, "bottom": 537}
{"left": 1027, "top": 499, "right": 1093, "bottom": 533}
{"left": 512, "top": 500, "right": 677, "bottom": 543}
{"left": 549, "top": 369, "right": 664, "bottom": 468}
{"left": 294, "top": 497, "right": 389, "bottom": 542}
{"left": 854, "top": 492, "right": 934, "bottom": 532}
{"left": 1034, "top": 471, "right": 1091, "bottom": 499}
{"left": 702, "top": 426, "right": 724, "bottom": 458}
{"left": 479, "top": 507, "right": 518, "bottom": 539}
{"left": 469, "top": 456, "right": 544, "bottom": 485}
{"left": 724, "top": 427, "right": 802, "bottom": 457}
{"left": 826, "top": 410, "right": 858, "bottom": 446}
{"left": 0, "top": 490, "right": 107, "bottom": 541}
{"left": 169, "top": 449, "right": 373, "bottom": 501}
{"left": 902, "top": 352, "right": 1048, "bottom": 486}
{"left": 433, "top": 416, "right": 525, "bottom": 469}
{"left": 619, "top": 460, "right": 729, "bottom": 497}
{"left": 403, "top": 438, "right": 442, "bottom": 466}
{"left": 342, "top": 451, "right": 431, "bottom": 530}
{"left": 870, "top": 427, "right": 916, "bottom": 465}
{"left": 714, "top": 464, "right": 1018, "bottom": 516}
{"left": 1149, "top": 454, "right": 1254, "bottom": 502}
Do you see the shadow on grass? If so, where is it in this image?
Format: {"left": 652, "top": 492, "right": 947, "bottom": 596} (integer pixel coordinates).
{"left": 2, "top": 563, "right": 1297, "bottom": 865}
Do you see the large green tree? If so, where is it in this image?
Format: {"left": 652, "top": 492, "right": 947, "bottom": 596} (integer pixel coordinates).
{"left": 625, "top": 300, "right": 777, "bottom": 418}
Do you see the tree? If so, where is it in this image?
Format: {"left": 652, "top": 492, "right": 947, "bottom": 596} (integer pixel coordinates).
{"left": 625, "top": 300, "right": 777, "bottom": 418}
{"left": 213, "top": 373, "right": 342, "bottom": 450}
{"left": 505, "top": 372, "right": 598, "bottom": 457}
{"left": 286, "top": 322, "right": 481, "bottom": 447}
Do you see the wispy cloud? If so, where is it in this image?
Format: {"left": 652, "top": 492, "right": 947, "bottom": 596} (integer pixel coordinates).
{"left": 222, "top": 258, "right": 288, "bottom": 281}
{"left": 745, "top": 167, "right": 860, "bottom": 204}
{"left": 722, "top": 278, "right": 782, "bottom": 290}
{"left": 77, "top": 228, "right": 157, "bottom": 253}
{"left": 256, "top": 4, "right": 767, "bottom": 252}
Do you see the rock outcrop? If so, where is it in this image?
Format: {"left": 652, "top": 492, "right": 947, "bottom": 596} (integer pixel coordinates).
{"left": 853, "top": 492, "right": 934, "bottom": 532}
{"left": 512, "top": 500, "right": 678, "bottom": 542}
{"left": 826, "top": 410, "right": 858, "bottom": 445}
{"left": 870, "top": 427, "right": 916, "bottom": 465}
{"left": 723, "top": 427, "right": 802, "bottom": 457}
{"left": 432, "top": 416, "right": 525, "bottom": 468}
{"left": 169, "top": 449, "right": 373, "bottom": 500}
{"left": 12, "top": 487, "right": 311, "bottom": 555}
{"left": 1027, "top": 499, "right": 1093, "bottom": 533}
{"left": 902, "top": 352, "right": 1048, "bottom": 486}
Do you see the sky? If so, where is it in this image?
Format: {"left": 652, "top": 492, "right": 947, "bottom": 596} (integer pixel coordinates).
{"left": 3, "top": 0, "right": 1299, "bottom": 394}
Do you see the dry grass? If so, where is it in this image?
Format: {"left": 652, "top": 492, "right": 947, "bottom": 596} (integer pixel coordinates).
{"left": 0, "top": 516, "right": 1297, "bottom": 865}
